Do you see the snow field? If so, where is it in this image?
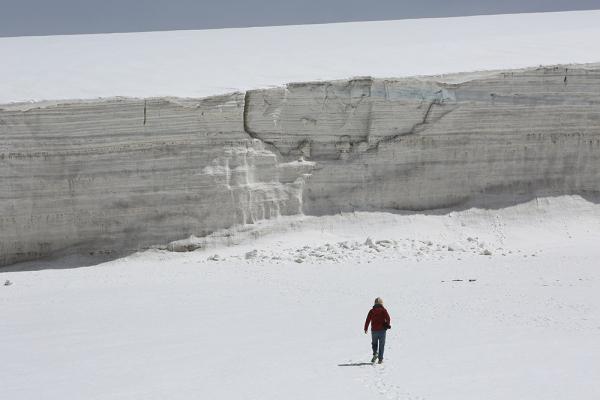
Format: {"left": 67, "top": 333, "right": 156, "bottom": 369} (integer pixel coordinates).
{"left": 2, "top": 10, "right": 600, "bottom": 103}
{"left": 1, "top": 196, "right": 600, "bottom": 399}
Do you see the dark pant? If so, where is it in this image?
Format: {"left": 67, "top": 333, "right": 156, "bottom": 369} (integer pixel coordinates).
{"left": 371, "top": 330, "right": 386, "bottom": 359}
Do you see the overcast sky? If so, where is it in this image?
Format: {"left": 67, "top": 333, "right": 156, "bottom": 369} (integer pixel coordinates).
{"left": 2, "top": 0, "right": 600, "bottom": 37}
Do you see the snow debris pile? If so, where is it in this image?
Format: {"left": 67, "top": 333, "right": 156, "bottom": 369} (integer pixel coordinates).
{"left": 196, "top": 236, "right": 523, "bottom": 265}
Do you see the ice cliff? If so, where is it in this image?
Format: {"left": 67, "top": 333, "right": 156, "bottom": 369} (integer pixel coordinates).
{"left": 2, "top": 64, "right": 600, "bottom": 266}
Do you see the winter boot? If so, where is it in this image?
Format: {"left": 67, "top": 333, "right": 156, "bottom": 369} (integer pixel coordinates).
{"left": 371, "top": 354, "right": 378, "bottom": 363}
{"left": 378, "top": 358, "right": 383, "bottom": 364}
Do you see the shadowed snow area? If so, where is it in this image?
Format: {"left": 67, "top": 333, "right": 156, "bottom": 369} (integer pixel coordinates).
{"left": 1, "top": 10, "right": 600, "bottom": 103}
{"left": 2, "top": 196, "right": 599, "bottom": 399}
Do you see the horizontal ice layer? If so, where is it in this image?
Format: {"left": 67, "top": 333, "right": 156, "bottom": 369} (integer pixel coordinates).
{"left": 1, "top": 64, "right": 600, "bottom": 266}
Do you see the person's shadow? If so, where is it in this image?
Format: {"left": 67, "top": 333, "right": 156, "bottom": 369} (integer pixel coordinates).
{"left": 338, "top": 362, "right": 373, "bottom": 367}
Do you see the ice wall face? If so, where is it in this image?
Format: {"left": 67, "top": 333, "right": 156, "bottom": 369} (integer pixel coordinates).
{"left": 0, "top": 95, "right": 313, "bottom": 266}
{"left": 1, "top": 65, "right": 600, "bottom": 266}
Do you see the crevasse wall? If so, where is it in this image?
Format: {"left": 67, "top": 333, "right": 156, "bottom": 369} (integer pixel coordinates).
{"left": 1, "top": 65, "right": 600, "bottom": 266}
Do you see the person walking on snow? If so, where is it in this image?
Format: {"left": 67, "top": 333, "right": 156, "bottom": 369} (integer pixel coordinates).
{"left": 364, "top": 297, "right": 391, "bottom": 364}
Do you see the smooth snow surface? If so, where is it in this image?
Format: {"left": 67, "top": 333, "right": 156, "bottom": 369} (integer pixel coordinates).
{"left": 1, "top": 10, "right": 600, "bottom": 103}
{"left": 2, "top": 196, "right": 600, "bottom": 399}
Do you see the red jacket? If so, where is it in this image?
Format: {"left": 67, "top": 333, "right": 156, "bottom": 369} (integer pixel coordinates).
{"left": 364, "top": 304, "right": 391, "bottom": 331}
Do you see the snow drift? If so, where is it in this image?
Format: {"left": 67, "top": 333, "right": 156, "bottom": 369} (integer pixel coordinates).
{"left": 2, "top": 64, "right": 600, "bottom": 266}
